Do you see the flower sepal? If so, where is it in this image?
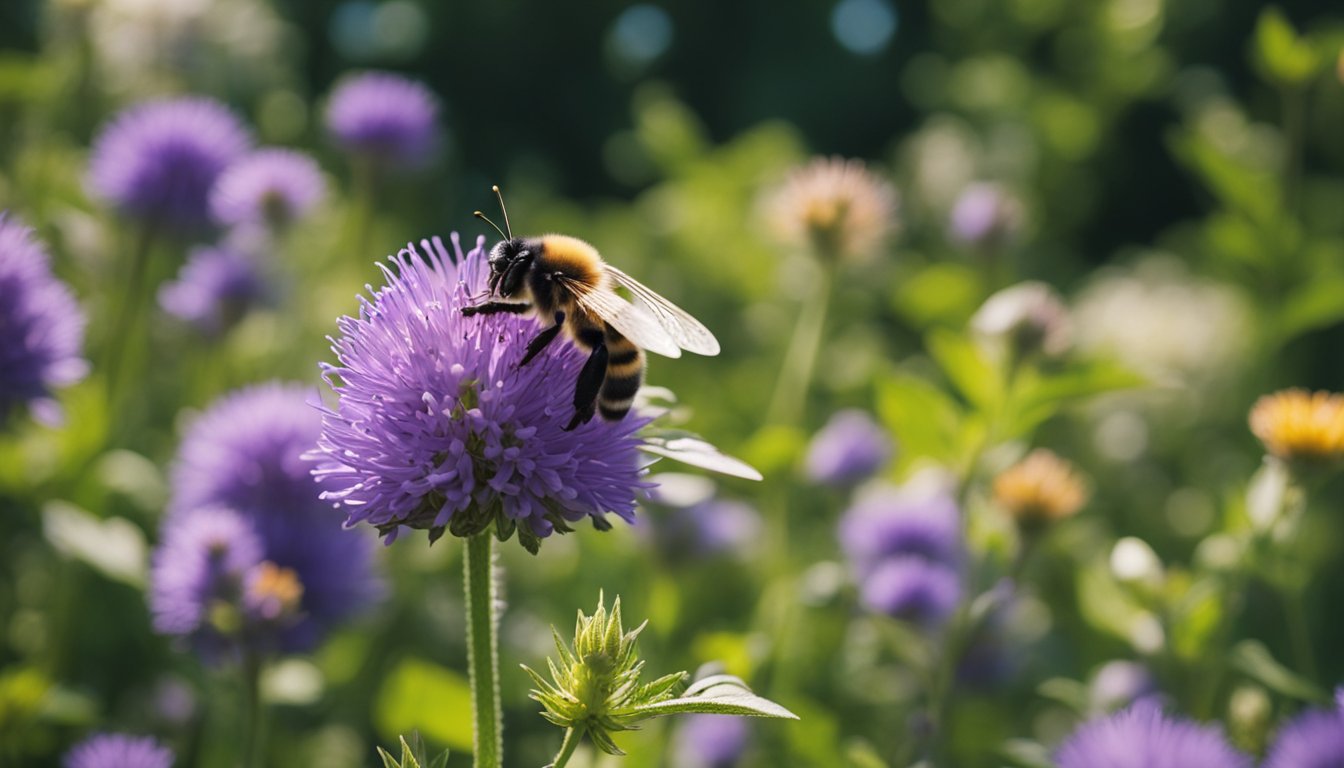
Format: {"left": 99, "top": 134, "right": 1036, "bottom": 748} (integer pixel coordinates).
{"left": 376, "top": 733, "right": 449, "bottom": 768}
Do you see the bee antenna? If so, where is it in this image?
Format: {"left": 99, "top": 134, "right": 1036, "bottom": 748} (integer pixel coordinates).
{"left": 473, "top": 211, "right": 508, "bottom": 241}
{"left": 491, "top": 185, "right": 513, "bottom": 238}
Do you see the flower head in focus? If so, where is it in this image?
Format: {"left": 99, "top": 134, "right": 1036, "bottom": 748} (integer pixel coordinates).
{"left": 210, "top": 148, "right": 326, "bottom": 232}
{"left": 158, "top": 244, "right": 266, "bottom": 337}
{"left": 993, "top": 449, "right": 1090, "bottom": 528}
{"left": 0, "top": 214, "right": 89, "bottom": 426}
{"left": 765, "top": 156, "right": 897, "bottom": 264}
{"left": 64, "top": 732, "right": 174, "bottom": 768}
{"left": 804, "top": 408, "right": 894, "bottom": 486}
{"left": 970, "top": 281, "right": 1072, "bottom": 363}
{"left": 88, "top": 97, "right": 251, "bottom": 232}
{"left": 1250, "top": 389, "right": 1344, "bottom": 469}
{"left": 948, "top": 181, "right": 1024, "bottom": 249}
{"left": 324, "top": 71, "right": 440, "bottom": 170}
{"left": 1055, "top": 700, "right": 1252, "bottom": 768}
{"left": 672, "top": 714, "right": 750, "bottom": 768}
{"left": 1263, "top": 695, "right": 1344, "bottom": 768}
{"left": 310, "top": 235, "right": 652, "bottom": 552}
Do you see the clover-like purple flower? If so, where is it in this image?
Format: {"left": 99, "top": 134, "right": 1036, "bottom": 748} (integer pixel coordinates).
{"left": 210, "top": 148, "right": 326, "bottom": 231}
{"left": 310, "top": 234, "right": 651, "bottom": 550}
{"left": 157, "top": 383, "right": 379, "bottom": 654}
{"left": 324, "top": 72, "right": 439, "bottom": 170}
{"left": 64, "top": 732, "right": 174, "bottom": 768}
{"left": 1055, "top": 700, "right": 1251, "bottom": 768}
{"left": 1263, "top": 696, "right": 1344, "bottom": 768}
{"left": 804, "top": 408, "right": 893, "bottom": 486}
{"left": 0, "top": 213, "right": 89, "bottom": 426}
{"left": 158, "top": 244, "right": 266, "bottom": 336}
{"left": 88, "top": 97, "right": 251, "bottom": 232}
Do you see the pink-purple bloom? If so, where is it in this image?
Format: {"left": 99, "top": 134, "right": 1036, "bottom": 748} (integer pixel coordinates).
{"left": 804, "top": 408, "right": 893, "bottom": 486}
{"left": 87, "top": 97, "right": 251, "bottom": 231}
{"left": 651, "top": 498, "right": 762, "bottom": 561}
{"left": 64, "top": 732, "right": 173, "bottom": 768}
{"left": 1055, "top": 700, "right": 1251, "bottom": 768}
{"left": 672, "top": 714, "right": 750, "bottom": 768}
{"left": 158, "top": 245, "right": 266, "bottom": 336}
{"left": 310, "top": 234, "right": 651, "bottom": 551}
{"left": 949, "top": 181, "right": 1023, "bottom": 248}
{"left": 324, "top": 72, "right": 439, "bottom": 170}
{"left": 0, "top": 213, "right": 89, "bottom": 426}
{"left": 1263, "top": 695, "right": 1344, "bottom": 768}
{"left": 210, "top": 148, "right": 326, "bottom": 231}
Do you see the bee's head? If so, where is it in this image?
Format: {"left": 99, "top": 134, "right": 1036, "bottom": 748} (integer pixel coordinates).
{"left": 487, "top": 237, "right": 533, "bottom": 297}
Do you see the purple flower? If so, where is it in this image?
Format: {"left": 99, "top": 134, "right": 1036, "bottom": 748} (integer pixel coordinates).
{"left": 672, "top": 714, "right": 750, "bottom": 768}
{"left": 804, "top": 409, "right": 893, "bottom": 486}
{"left": 0, "top": 213, "right": 89, "bottom": 426}
{"left": 860, "top": 556, "right": 960, "bottom": 625}
{"left": 1090, "top": 660, "right": 1157, "bottom": 712}
{"left": 1055, "top": 700, "right": 1251, "bottom": 768}
{"left": 839, "top": 481, "right": 961, "bottom": 578}
{"left": 158, "top": 245, "right": 266, "bottom": 336}
{"left": 162, "top": 383, "right": 379, "bottom": 653}
{"left": 1264, "top": 698, "right": 1344, "bottom": 768}
{"left": 310, "top": 234, "right": 651, "bottom": 550}
{"left": 654, "top": 498, "right": 762, "bottom": 560}
{"left": 948, "top": 182, "right": 1023, "bottom": 248}
{"left": 88, "top": 97, "right": 251, "bottom": 232}
{"left": 210, "top": 148, "right": 326, "bottom": 231}
{"left": 64, "top": 732, "right": 173, "bottom": 768}
{"left": 324, "top": 72, "right": 439, "bottom": 169}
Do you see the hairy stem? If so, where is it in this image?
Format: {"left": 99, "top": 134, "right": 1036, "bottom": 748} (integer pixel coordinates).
{"left": 548, "top": 726, "right": 583, "bottom": 768}
{"left": 465, "top": 531, "right": 502, "bottom": 768}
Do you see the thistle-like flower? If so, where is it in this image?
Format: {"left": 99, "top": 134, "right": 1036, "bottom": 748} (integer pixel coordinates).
{"left": 523, "top": 595, "right": 686, "bottom": 755}
{"left": 804, "top": 408, "right": 894, "bottom": 487}
{"left": 1055, "top": 700, "right": 1251, "bottom": 768}
{"left": 324, "top": 71, "right": 440, "bottom": 171}
{"left": 309, "top": 235, "right": 651, "bottom": 551}
{"left": 209, "top": 148, "right": 326, "bottom": 232}
{"left": 64, "top": 732, "right": 174, "bottom": 768}
{"left": 764, "top": 156, "right": 898, "bottom": 264}
{"left": 1263, "top": 694, "right": 1344, "bottom": 768}
{"left": 157, "top": 244, "right": 266, "bottom": 337}
{"left": 1250, "top": 389, "right": 1344, "bottom": 468}
{"left": 992, "top": 449, "right": 1090, "bottom": 528}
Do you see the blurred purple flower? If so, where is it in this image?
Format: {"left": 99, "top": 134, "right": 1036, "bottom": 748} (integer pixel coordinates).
{"left": 0, "top": 213, "right": 89, "bottom": 426}
{"left": 1056, "top": 700, "right": 1251, "bottom": 768}
{"left": 1090, "top": 660, "right": 1157, "bottom": 712}
{"left": 158, "top": 244, "right": 266, "bottom": 336}
{"left": 1263, "top": 697, "right": 1344, "bottom": 768}
{"left": 655, "top": 498, "right": 762, "bottom": 560}
{"left": 324, "top": 72, "right": 439, "bottom": 170}
{"left": 310, "top": 234, "right": 651, "bottom": 549}
{"left": 210, "top": 148, "right": 326, "bottom": 231}
{"left": 839, "top": 481, "right": 961, "bottom": 578}
{"left": 164, "top": 383, "right": 380, "bottom": 652}
{"left": 804, "top": 408, "right": 893, "bottom": 486}
{"left": 948, "top": 182, "right": 1023, "bottom": 248}
{"left": 64, "top": 732, "right": 174, "bottom": 768}
{"left": 672, "top": 714, "right": 750, "bottom": 768}
{"left": 860, "top": 556, "right": 960, "bottom": 625}
{"left": 87, "top": 97, "right": 251, "bottom": 232}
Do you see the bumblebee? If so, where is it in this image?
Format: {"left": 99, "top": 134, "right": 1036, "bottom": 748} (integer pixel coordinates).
{"left": 462, "top": 187, "right": 720, "bottom": 430}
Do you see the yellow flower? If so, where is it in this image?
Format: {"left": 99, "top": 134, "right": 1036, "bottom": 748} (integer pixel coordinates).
{"left": 993, "top": 449, "right": 1090, "bottom": 527}
{"left": 765, "top": 156, "right": 898, "bottom": 264}
{"left": 1249, "top": 388, "right": 1344, "bottom": 465}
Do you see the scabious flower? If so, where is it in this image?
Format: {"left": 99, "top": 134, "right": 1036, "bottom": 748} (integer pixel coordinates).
{"left": 0, "top": 214, "right": 89, "bottom": 426}
{"left": 804, "top": 409, "right": 894, "bottom": 486}
{"left": 765, "top": 156, "right": 898, "bottom": 264}
{"left": 1055, "top": 700, "right": 1252, "bottom": 768}
{"left": 948, "top": 181, "right": 1024, "bottom": 248}
{"left": 158, "top": 244, "right": 266, "bottom": 336}
{"left": 1263, "top": 696, "right": 1344, "bottom": 768}
{"left": 310, "top": 234, "right": 651, "bottom": 551}
{"left": 992, "top": 449, "right": 1090, "bottom": 528}
{"left": 210, "top": 148, "right": 326, "bottom": 231}
{"left": 1250, "top": 389, "right": 1344, "bottom": 468}
{"left": 159, "top": 383, "right": 379, "bottom": 654}
{"left": 64, "top": 732, "right": 174, "bottom": 768}
{"left": 839, "top": 478, "right": 962, "bottom": 625}
{"left": 970, "top": 281, "right": 1072, "bottom": 362}
{"left": 324, "top": 71, "right": 440, "bottom": 170}
{"left": 87, "top": 97, "right": 251, "bottom": 231}
{"left": 672, "top": 714, "right": 750, "bottom": 768}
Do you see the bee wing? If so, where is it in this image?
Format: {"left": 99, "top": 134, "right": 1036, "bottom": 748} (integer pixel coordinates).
{"left": 603, "top": 264, "right": 721, "bottom": 356}
{"left": 559, "top": 276, "right": 683, "bottom": 358}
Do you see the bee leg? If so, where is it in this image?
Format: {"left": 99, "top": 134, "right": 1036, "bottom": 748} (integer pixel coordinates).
{"left": 520, "top": 311, "right": 566, "bottom": 367}
{"left": 461, "top": 301, "right": 531, "bottom": 317}
{"left": 564, "top": 342, "right": 608, "bottom": 431}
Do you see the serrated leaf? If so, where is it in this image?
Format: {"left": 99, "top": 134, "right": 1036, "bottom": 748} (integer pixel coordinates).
{"left": 1230, "top": 640, "right": 1328, "bottom": 703}
{"left": 625, "top": 674, "right": 798, "bottom": 720}
{"left": 639, "top": 436, "right": 763, "bottom": 481}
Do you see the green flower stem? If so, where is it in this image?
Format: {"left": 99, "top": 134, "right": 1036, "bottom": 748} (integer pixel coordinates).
{"left": 548, "top": 726, "right": 583, "bottom": 768}
{"left": 241, "top": 652, "right": 266, "bottom": 768}
{"left": 766, "top": 261, "right": 833, "bottom": 427}
{"left": 104, "top": 222, "right": 156, "bottom": 409}
{"left": 350, "top": 157, "right": 377, "bottom": 261}
{"left": 1283, "top": 586, "right": 1317, "bottom": 682}
{"left": 465, "top": 530, "right": 503, "bottom": 768}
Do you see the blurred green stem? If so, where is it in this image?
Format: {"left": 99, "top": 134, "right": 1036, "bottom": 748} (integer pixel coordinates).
{"left": 1283, "top": 587, "right": 1317, "bottom": 681}
{"left": 241, "top": 653, "right": 265, "bottom": 768}
{"left": 1282, "top": 85, "right": 1305, "bottom": 215}
{"left": 350, "top": 158, "right": 377, "bottom": 260}
{"left": 104, "top": 223, "right": 156, "bottom": 410}
{"left": 766, "top": 262, "right": 833, "bottom": 426}
{"left": 548, "top": 726, "right": 583, "bottom": 768}
{"left": 465, "top": 531, "right": 503, "bottom": 768}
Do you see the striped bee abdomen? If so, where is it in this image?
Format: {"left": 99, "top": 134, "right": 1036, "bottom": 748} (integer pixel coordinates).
{"left": 599, "top": 333, "right": 644, "bottom": 421}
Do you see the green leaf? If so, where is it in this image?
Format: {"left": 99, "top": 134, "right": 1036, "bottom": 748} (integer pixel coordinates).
{"left": 1230, "top": 640, "right": 1329, "bottom": 703}
{"left": 374, "top": 659, "right": 473, "bottom": 752}
{"left": 1008, "top": 360, "right": 1145, "bottom": 438}
{"left": 926, "top": 328, "right": 999, "bottom": 409}
{"left": 41, "top": 501, "right": 147, "bottom": 587}
{"left": 1273, "top": 272, "right": 1344, "bottom": 341}
{"left": 1036, "top": 677, "right": 1090, "bottom": 714}
{"left": 892, "top": 262, "right": 985, "bottom": 329}
{"left": 1254, "top": 7, "right": 1321, "bottom": 85}
{"left": 876, "top": 373, "right": 964, "bottom": 466}
{"left": 624, "top": 674, "right": 798, "bottom": 720}
{"left": 999, "top": 738, "right": 1055, "bottom": 768}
